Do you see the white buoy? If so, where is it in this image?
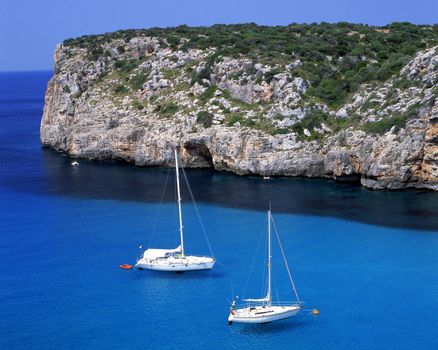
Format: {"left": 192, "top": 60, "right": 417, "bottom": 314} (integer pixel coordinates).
{"left": 71, "top": 161, "right": 79, "bottom": 166}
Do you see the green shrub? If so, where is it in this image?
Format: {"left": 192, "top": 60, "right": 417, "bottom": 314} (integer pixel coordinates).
{"left": 250, "top": 120, "right": 290, "bottom": 136}
{"left": 376, "top": 54, "right": 411, "bottom": 81}
{"left": 226, "top": 114, "right": 244, "bottom": 126}
{"left": 196, "top": 111, "right": 214, "bottom": 128}
{"left": 362, "top": 115, "right": 407, "bottom": 134}
{"left": 393, "top": 78, "right": 421, "bottom": 90}
{"left": 306, "top": 79, "right": 352, "bottom": 108}
{"left": 113, "top": 84, "right": 128, "bottom": 94}
{"left": 88, "top": 46, "right": 104, "bottom": 60}
{"left": 199, "top": 86, "right": 217, "bottom": 102}
{"left": 131, "top": 99, "right": 145, "bottom": 110}
{"left": 166, "top": 35, "right": 180, "bottom": 49}
{"left": 191, "top": 67, "right": 212, "bottom": 86}
{"left": 190, "top": 53, "right": 220, "bottom": 86}
{"left": 155, "top": 102, "right": 178, "bottom": 117}
{"left": 291, "top": 109, "right": 330, "bottom": 134}
{"left": 162, "top": 69, "right": 179, "bottom": 80}
{"left": 362, "top": 97, "right": 381, "bottom": 110}
{"left": 330, "top": 114, "right": 362, "bottom": 132}
{"left": 289, "top": 109, "right": 362, "bottom": 136}
{"left": 363, "top": 103, "right": 419, "bottom": 134}
{"left": 129, "top": 72, "right": 148, "bottom": 90}
{"left": 402, "top": 103, "right": 421, "bottom": 119}
{"left": 264, "top": 68, "right": 282, "bottom": 83}
{"left": 114, "top": 59, "right": 138, "bottom": 74}
{"left": 242, "top": 119, "right": 256, "bottom": 127}
{"left": 271, "top": 127, "right": 290, "bottom": 135}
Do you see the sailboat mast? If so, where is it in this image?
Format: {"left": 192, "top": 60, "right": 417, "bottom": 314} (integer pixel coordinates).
{"left": 174, "top": 149, "right": 185, "bottom": 256}
{"left": 267, "top": 209, "right": 272, "bottom": 306}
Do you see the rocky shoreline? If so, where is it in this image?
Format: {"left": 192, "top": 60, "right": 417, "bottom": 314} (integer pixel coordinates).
{"left": 41, "top": 25, "right": 438, "bottom": 190}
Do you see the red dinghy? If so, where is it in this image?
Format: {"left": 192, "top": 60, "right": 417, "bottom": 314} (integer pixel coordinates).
{"left": 119, "top": 264, "right": 133, "bottom": 269}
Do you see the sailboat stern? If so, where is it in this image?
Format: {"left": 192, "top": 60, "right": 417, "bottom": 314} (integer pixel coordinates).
{"left": 228, "top": 307, "right": 236, "bottom": 324}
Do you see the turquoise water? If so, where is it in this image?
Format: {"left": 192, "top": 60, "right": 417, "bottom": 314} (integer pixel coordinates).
{"left": 0, "top": 71, "right": 437, "bottom": 349}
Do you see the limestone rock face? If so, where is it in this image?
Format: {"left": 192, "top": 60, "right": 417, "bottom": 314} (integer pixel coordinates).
{"left": 41, "top": 39, "right": 438, "bottom": 191}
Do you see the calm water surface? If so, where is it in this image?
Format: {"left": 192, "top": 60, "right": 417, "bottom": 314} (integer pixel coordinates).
{"left": 0, "top": 71, "right": 437, "bottom": 349}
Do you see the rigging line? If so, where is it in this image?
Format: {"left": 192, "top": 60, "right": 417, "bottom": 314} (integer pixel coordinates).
{"left": 274, "top": 276, "right": 280, "bottom": 304}
{"left": 174, "top": 175, "right": 179, "bottom": 248}
{"left": 147, "top": 167, "right": 171, "bottom": 248}
{"left": 214, "top": 260, "right": 230, "bottom": 269}
{"left": 243, "top": 215, "right": 267, "bottom": 300}
{"left": 271, "top": 216, "right": 301, "bottom": 303}
{"left": 180, "top": 165, "right": 215, "bottom": 258}
{"left": 260, "top": 224, "right": 268, "bottom": 299}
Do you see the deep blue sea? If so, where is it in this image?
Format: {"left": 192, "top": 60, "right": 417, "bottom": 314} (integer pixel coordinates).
{"left": 0, "top": 71, "right": 437, "bottom": 350}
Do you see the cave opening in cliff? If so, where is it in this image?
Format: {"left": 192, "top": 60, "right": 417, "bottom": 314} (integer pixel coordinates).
{"left": 184, "top": 141, "right": 214, "bottom": 168}
{"left": 333, "top": 173, "right": 362, "bottom": 184}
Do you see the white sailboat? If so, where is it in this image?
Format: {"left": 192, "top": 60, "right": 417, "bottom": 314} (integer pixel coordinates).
{"left": 228, "top": 208, "right": 302, "bottom": 324}
{"left": 135, "top": 149, "right": 215, "bottom": 272}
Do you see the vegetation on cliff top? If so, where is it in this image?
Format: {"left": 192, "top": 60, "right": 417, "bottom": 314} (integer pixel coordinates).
{"left": 63, "top": 22, "right": 437, "bottom": 109}
{"left": 59, "top": 23, "right": 436, "bottom": 138}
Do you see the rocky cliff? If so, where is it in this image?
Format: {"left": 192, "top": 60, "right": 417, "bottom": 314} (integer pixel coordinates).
{"left": 41, "top": 23, "right": 438, "bottom": 190}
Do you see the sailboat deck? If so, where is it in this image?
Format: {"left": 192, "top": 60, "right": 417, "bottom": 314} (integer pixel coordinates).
{"left": 234, "top": 304, "right": 301, "bottom": 317}
{"left": 135, "top": 254, "right": 215, "bottom": 271}
{"left": 229, "top": 304, "right": 301, "bottom": 323}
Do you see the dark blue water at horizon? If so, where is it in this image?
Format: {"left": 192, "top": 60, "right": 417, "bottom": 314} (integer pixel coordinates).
{"left": 1, "top": 71, "right": 437, "bottom": 349}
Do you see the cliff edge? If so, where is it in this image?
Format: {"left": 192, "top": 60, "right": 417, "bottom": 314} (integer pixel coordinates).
{"left": 41, "top": 23, "right": 438, "bottom": 190}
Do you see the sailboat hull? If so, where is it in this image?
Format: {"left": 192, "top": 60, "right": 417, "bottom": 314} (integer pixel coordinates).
{"left": 135, "top": 256, "right": 215, "bottom": 272}
{"left": 228, "top": 305, "right": 301, "bottom": 324}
